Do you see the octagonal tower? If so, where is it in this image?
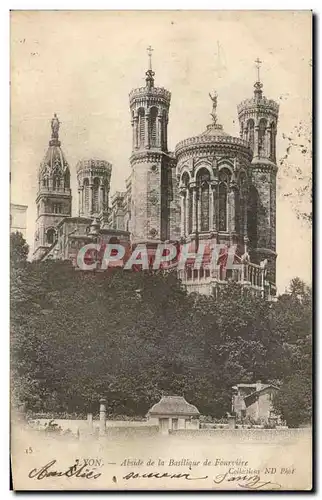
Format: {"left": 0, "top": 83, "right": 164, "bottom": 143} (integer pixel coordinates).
{"left": 237, "top": 60, "right": 279, "bottom": 285}
{"left": 129, "top": 48, "right": 173, "bottom": 244}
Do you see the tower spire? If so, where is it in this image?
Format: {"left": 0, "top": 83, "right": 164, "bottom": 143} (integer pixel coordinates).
{"left": 145, "top": 45, "right": 155, "bottom": 89}
{"left": 255, "top": 57, "right": 262, "bottom": 82}
{"left": 254, "top": 57, "right": 263, "bottom": 99}
{"left": 147, "top": 45, "right": 153, "bottom": 71}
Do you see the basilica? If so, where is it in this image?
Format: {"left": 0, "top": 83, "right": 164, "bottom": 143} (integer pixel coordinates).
{"left": 33, "top": 56, "right": 279, "bottom": 298}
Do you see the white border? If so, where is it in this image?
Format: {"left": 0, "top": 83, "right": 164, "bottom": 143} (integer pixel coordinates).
{"left": 2, "top": 2, "right": 318, "bottom": 498}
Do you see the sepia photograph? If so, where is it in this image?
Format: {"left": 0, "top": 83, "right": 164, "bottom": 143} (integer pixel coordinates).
{"left": 10, "top": 10, "right": 312, "bottom": 491}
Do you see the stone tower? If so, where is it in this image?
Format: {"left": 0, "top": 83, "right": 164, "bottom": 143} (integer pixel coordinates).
{"left": 76, "top": 159, "right": 112, "bottom": 225}
{"left": 237, "top": 59, "right": 279, "bottom": 285}
{"left": 33, "top": 114, "right": 72, "bottom": 260}
{"left": 129, "top": 47, "right": 172, "bottom": 244}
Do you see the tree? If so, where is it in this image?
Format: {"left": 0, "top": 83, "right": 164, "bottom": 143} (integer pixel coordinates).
{"left": 10, "top": 259, "right": 312, "bottom": 424}
{"left": 10, "top": 232, "right": 29, "bottom": 265}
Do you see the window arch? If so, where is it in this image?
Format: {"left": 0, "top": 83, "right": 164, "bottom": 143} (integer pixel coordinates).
{"left": 64, "top": 169, "right": 70, "bottom": 189}
{"left": 138, "top": 108, "right": 145, "bottom": 147}
{"left": 181, "top": 171, "right": 190, "bottom": 187}
{"left": 218, "top": 168, "right": 231, "bottom": 232}
{"left": 196, "top": 168, "right": 211, "bottom": 232}
{"left": 219, "top": 183, "right": 228, "bottom": 231}
{"left": 42, "top": 176, "right": 49, "bottom": 188}
{"left": 161, "top": 110, "right": 167, "bottom": 149}
{"left": 93, "top": 177, "right": 100, "bottom": 214}
{"left": 53, "top": 173, "right": 61, "bottom": 190}
{"left": 83, "top": 178, "right": 89, "bottom": 214}
{"left": 259, "top": 118, "right": 267, "bottom": 156}
{"left": 149, "top": 107, "right": 158, "bottom": 147}
{"left": 46, "top": 228, "right": 56, "bottom": 245}
{"left": 247, "top": 119, "right": 255, "bottom": 150}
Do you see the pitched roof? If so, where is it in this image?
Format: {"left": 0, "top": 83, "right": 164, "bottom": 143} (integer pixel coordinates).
{"left": 148, "top": 396, "right": 200, "bottom": 416}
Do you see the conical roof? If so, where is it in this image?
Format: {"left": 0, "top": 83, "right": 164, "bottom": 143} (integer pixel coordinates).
{"left": 38, "top": 114, "right": 69, "bottom": 178}
{"left": 148, "top": 396, "right": 200, "bottom": 416}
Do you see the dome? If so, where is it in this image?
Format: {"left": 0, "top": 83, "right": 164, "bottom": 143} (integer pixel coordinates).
{"left": 175, "top": 93, "right": 252, "bottom": 162}
{"left": 39, "top": 145, "right": 69, "bottom": 177}
{"left": 38, "top": 114, "right": 70, "bottom": 179}
{"left": 200, "top": 122, "right": 229, "bottom": 137}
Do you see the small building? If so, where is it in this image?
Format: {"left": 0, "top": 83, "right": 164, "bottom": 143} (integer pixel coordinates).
{"left": 232, "top": 381, "right": 280, "bottom": 424}
{"left": 147, "top": 396, "right": 200, "bottom": 433}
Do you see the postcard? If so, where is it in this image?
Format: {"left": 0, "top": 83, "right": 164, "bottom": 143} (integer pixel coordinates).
{"left": 10, "top": 10, "right": 312, "bottom": 491}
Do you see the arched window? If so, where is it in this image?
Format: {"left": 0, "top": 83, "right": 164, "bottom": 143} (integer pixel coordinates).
{"left": 93, "top": 177, "right": 100, "bottom": 214}
{"left": 181, "top": 172, "right": 191, "bottom": 234}
{"left": 138, "top": 108, "right": 145, "bottom": 147}
{"left": 196, "top": 168, "right": 211, "bottom": 232}
{"left": 46, "top": 228, "right": 56, "bottom": 245}
{"left": 248, "top": 186, "right": 258, "bottom": 249}
{"left": 218, "top": 168, "right": 231, "bottom": 232}
{"left": 64, "top": 169, "right": 70, "bottom": 189}
{"left": 181, "top": 172, "right": 189, "bottom": 187}
{"left": 161, "top": 110, "right": 167, "bottom": 149}
{"left": 83, "top": 178, "right": 89, "bottom": 214}
{"left": 219, "top": 183, "right": 228, "bottom": 231}
{"left": 247, "top": 119, "right": 255, "bottom": 150}
{"left": 42, "top": 176, "right": 49, "bottom": 188}
{"left": 259, "top": 118, "right": 267, "bottom": 156}
{"left": 53, "top": 174, "right": 60, "bottom": 190}
{"left": 149, "top": 107, "right": 158, "bottom": 147}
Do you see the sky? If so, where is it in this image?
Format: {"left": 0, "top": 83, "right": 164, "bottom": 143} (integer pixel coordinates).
{"left": 10, "top": 10, "right": 312, "bottom": 292}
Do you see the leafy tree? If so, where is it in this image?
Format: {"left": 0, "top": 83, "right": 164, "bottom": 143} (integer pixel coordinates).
{"left": 10, "top": 232, "right": 29, "bottom": 265}
{"left": 10, "top": 260, "right": 312, "bottom": 425}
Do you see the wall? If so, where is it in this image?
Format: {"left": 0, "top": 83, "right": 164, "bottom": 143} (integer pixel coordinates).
{"left": 169, "top": 428, "right": 311, "bottom": 442}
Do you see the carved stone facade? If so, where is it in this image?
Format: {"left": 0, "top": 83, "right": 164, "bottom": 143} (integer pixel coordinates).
{"left": 33, "top": 60, "right": 278, "bottom": 298}
{"left": 128, "top": 66, "right": 178, "bottom": 244}
{"left": 33, "top": 120, "right": 72, "bottom": 260}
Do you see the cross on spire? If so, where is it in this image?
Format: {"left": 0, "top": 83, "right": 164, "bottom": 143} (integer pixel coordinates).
{"left": 255, "top": 57, "right": 262, "bottom": 82}
{"left": 147, "top": 45, "right": 154, "bottom": 71}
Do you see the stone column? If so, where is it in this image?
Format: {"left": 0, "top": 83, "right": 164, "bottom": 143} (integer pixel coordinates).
{"left": 191, "top": 184, "right": 197, "bottom": 233}
{"left": 78, "top": 188, "right": 81, "bottom": 216}
{"left": 209, "top": 184, "right": 214, "bottom": 232}
{"left": 164, "top": 116, "right": 168, "bottom": 150}
{"left": 89, "top": 181, "right": 94, "bottom": 215}
{"left": 157, "top": 112, "right": 162, "bottom": 148}
{"left": 133, "top": 112, "right": 139, "bottom": 149}
{"left": 145, "top": 112, "right": 150, "bottom": 148}
{"left": 180, "top": 189, "right": 186, "bottom": 236}
{"left": 266, "top": 126, "right": 271, "bottom": 158}
{"left": 185, "top": 189, "right": 190, "bottom": 236}
{"left": 229, "top": 188, "right": 236, "bottom": 233}
{"left": 81, "top": 186, "right": 84, "bottom": 216}
{"left": 99, "top": 398, "right": 107, "bottom": 436}
{"left": 99, "top": 185, "right": 104, "bottom": 213}
{"left": 197, "top": 187, "right": 202, "bottom": 233}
